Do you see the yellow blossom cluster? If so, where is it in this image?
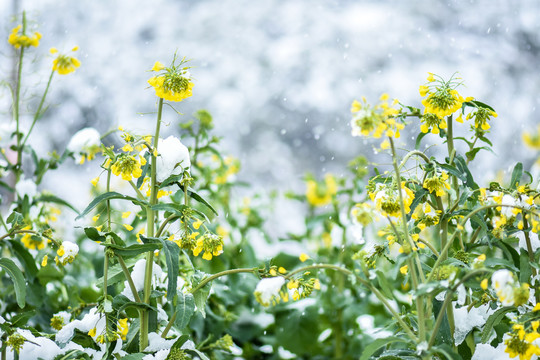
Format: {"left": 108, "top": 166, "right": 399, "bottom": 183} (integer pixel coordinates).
{"left": 423, "top": 170, "right": 451, "bottom": 197}
{"left": 505, "top": 323, "right": 540, "bottom": 360}
{"left": 50, "top": 47, "right": 81, "bottom": 75}
{"left": 8, "top": 25, "right": 42, "bottom": 49}
{"left": 148, "top": 60, "right": 193, "bottom": 102}
{"left": 108, "top": 154, "right": 146, "bottom": 181}
{"left": 369, "top": 182, "right": 415, "bottom": 218}
{"left": 305, "top": 174, "right": 338, "bottom": 207}
{"left": 350, "top": 94, "right": 404, "bottom": 139}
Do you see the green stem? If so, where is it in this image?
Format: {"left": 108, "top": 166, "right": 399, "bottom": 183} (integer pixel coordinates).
{"left": 140, "top": 98, "right": 164, "bottom": 351}
{"left": 20, "top": 70, "right": 54, "bottom": 149}
{"left": 398, "top": 150, "right": 431, "bottom": 171}
{"left": 13, "top": 14, "right": 26, "bottom": 184}
{"left": 156, "top": 214, "right": 181, "bottom": 238}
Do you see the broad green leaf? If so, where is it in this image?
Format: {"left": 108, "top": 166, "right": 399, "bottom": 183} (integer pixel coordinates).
{"left": 454, "top": 155, "right": 479, "bottom": 190}
{"left": 432, "top": 299, "right": 453, "bottom": 345}
{"left": 0, "top": 258, "right": 27, "bottom": 308}
{"left": 480, "top": 306, "right": 515, "bottom": 343}
{"left": 175, "top": 293, "right": 195, "bottom": 330}
{"left": 84, "top": 227, "right": 104, "bottom": 242}
{"left": 154, "top": 236, "right": 180, "bottom": 300}
{"left": 119, "top": 354, "right": 145, "bottom": 360}
{"left": 106, "top": 243, "right": 161, "bottom": 258}
{"left": 359, "top": 336, "right": 408, "bottom": 360}
{"left": 431, "top": 344, "right": 461, "bottom": 360}
{"left": 376, "top": 270, "right": 395, "bottom": 300}
{"left": 191, "top": 271, "right": 211, "bottom": 318}
{"left": 36, "top": 194, "right": 79, "bottom": 214}
{"left": 76, "top": 192, "right": 148, "bottom": 220}
{"left": 509, "top": 162, "right": 523, "bottom": 190}
{"left": 8, "top": 240, "right": 38, "bottom": 280}
{"left": 520, "top": 249, "right": 532, "bottom": 283}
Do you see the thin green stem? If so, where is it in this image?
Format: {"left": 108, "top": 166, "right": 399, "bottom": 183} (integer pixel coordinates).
{"left": 140, "top": 98, "right": 164, "bottom": 351}
{"left": 398, "top": 150, "right": 431, "bottom": 171}
{"left": 13, "top": 21, "right": 25, "bottom": 183}
{"left": 156, "top": 214, "right": 181, "bottom": 238}
{"left": 21, "top": 70, "right": 54, "bottom": 149}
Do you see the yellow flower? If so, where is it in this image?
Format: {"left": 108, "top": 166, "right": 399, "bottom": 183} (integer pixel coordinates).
{"left": 91, "top": 176, "right": 100, "bottom": 187}
{"left": 21, "top": 227, "right": 46, "bottom": 250}
{"left": 123, "top": 224, "right": 133, "bottom": 231}
{"left": 193, "top": 219, "right": 203, "bottom": 230}
{"left": 299, "top": 253, "right": 309, "bottom": 262}
{"left": 192, "top": 233, "right": 224, "bottom": 260}
{"left": 122, "top": 211, "right": 131, "bottom": 219}
{"left": 423, "top": 171, "right": 451, "bottom": 197}
{"left": 117, "top": 318, "right": 129, "bottom": 340}
{"left": 148, "top": 56, "right": 193, "bottom": 102}
{"left": 306, "top": 174, "right": 338, "bottom": 207}
{"left": 41, "top": 255, "right": 48, "bottom": 267}
{"left": 400, "top": 265, "right": 408, "bottom": 275}
{"left": 8, "top": 25, "right": 42, "bottom": 49}
{"left": 52, "top": 47, "right": 81, "bottom": 75}
{"left": 111, "top": 154, "right": 144, "bottom": 181}
{"left": 480, "top": 278, "right": 488, "bottom": 290}
{"left": 420, "top": 74, "right": 465, "bottom": 118}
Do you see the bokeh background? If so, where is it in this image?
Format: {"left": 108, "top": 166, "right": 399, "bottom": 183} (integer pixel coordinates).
{"left": 1, "top": 0, "right": 540, "bottom": 206}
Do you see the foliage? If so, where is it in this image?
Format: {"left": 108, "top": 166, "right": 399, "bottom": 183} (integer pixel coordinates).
{"left": 2, "top": 12, "right": 540, "bottom": 360}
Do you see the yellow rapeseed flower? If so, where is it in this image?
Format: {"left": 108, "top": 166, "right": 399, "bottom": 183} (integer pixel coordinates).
{"left": 51, "top": 47, "right": 81, "bottom": 75}
{"left": 148, "top": 56, "right": 193, "bottom": 102}
{"left": 306, "top": 174, "right": 338, "bottom": 207}
{"left": 111, "top": 154, "right": 144, "bottom": 181}
{"left": 8, "top": 25, "right": 42, "bottom": 49}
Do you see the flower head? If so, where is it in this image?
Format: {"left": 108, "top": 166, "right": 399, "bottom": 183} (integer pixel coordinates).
{"left": 423, "top": 171, "right": 451, "bottom": 197}
{"left": 192, "top": 233, "right": 224, "bottom": 260}
{"left": 51, "top": 47, "right": 81, "bottom": 75}
{"left": 306, "top": 174, "right": 338, "bottom": 207}
{"left": 111, "top": 154, "right": 145, "bottom": 181}
{"left": 350, "top": 95, "right": 404, "bottom": 139}
{"left": 369, "top": 181, "right": 415, "bottom": 218}
{"left": 55, "top": 241, "right": 79, "bottom": 266}
{"left": 148, "top": 56, "right": 193, "bottom": 102}
{"left": 420, "top": 74, "right": 469, "bottom": 119}
{"left": 523, "top": 125, "right": 540, "bottom": 150}
{"left": 8, "top": 25, "right": 42, "bottom": 49}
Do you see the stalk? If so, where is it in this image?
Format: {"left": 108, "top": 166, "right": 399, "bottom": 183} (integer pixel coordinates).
{"left": 13, "top": 12, "right": 26, "bottom": 184}
{"left": 140, "top": 97, "right": 163, "bottom": 351}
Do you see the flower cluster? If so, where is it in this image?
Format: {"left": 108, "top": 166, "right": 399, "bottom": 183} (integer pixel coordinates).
{"left": 148, "top": 58, "right": 194, "bottom": 102}
{"left": 305, "top": 174, "right": 338, "bottom": 207}
{"left": 420, "top": 73, "right": 469, "bottom": 119}
{"left": 504, "top": 323, "right": 540, "bottom": 360}
{"left": 192, "top": 233, "right": 224, "bottom": 260}
{"left": 350, "top": 94, "right": 404, "bottom": 139}
{"left": 8, "top": 24, "right": 42, "bottom": 49}
{"left": 55, "top": 241, "right": 79, "bottom": 266}
{"left": 51, "top": 47, "right": 81, "bottom": 75}
{"left": 369, "top": 181, "right": 415, "bottom": 218}
{"left": 423, "top": 170, "right": 451, "bottom": 197}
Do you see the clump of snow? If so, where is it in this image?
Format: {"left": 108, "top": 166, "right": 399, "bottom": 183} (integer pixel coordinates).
{"left": 16, "top": 177, "right": 37, "bottom": 199}
{"left": 56, "top": 307, "right": 102, "bottom": 343}
{"left": 472, "top": 341, "right": 511, "bottom": 360}
{"left": 66, "top": 127, "right": 101, "bottom": 163}
{"left": 453, "top": 303, "right": 494, "bottom": 345}
{"left": 254, "top": 277, "right": 285, "bottom": 306}
{"left": 121, "top": 258, "right": 164, "bottom": 301}
{"left": 155, "top": 136, "right": 191, "bottom": 182}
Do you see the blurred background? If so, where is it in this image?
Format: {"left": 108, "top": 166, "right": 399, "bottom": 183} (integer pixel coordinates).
{"left": 1, "top": 0, "right": 540, "bottom": 205}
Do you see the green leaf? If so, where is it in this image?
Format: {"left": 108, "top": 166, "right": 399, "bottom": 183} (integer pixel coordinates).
{"left": 431, "top": 344, "right": 461, "bottom": 360}
{"left": 376, "top": 270, "right": 395, "bottom": 300}
{"left": 76, "top": 192, "right": 148, "bottom": 220}
{"left": 7, "top": 240, "right": 38, "bottom": 280}
{"left": 480, "top": 306, "right": 515, "bottom": 343}
{"left": 106, "top": 243, "right": 161, "bottom": 258}
{"left": 175, "top": 293, "right": 195, "bottom": 330}
{"left": 454, "top": 155, "right": 478, "bottom": 190}
{"left": 186, "top": 188, "right": 218, "bottom": 216}
{"left": 191, "top": 272, "right": 211, "bottom": 318}
{"left": 170, "top": 335, "right": 190, "bottom": 351}
{"left": 53, "top": 350, "right": 92, "bottom": 360}
{"left": 11, "top": 309, "right": 36, "bottom": 327}
{"left": 185, "top": 349, "right": 210, "bottom": 360}
{"left": 437, "top": 163, "right": 467, "bottom": 182}
{"left": 432, "top": 299, "right": 453, "bottom": 345}
{"left": 119, "top": 354, "right": 145, "bottom": 360}
{"left": 6, "top": 211, "right": 24, "bottom": 226}
{"left": 151, "top": 203, "right": 188, "bottom": 214}
{"left": 415, "top": 132, "right": 429, "bottom": 150}
{"left": 359, "top": 336, "right": 409, "bottom": 360}
{"left": 0, "top": 258, "right": 27, "bottom": 308}
{"left": 84, "top": 227, "right": 104, "bottom": 242}
{"left": 154, "top": 237, "right": 180, "bottom": 300}
{"left": 36, "top": 194, "right": 79, "bottom": 214}
{"left": 520, "top": 249, "right": 532, "bottom": 283}
{"left": 509, "top": 162, "right": 523, "bottom": 190}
